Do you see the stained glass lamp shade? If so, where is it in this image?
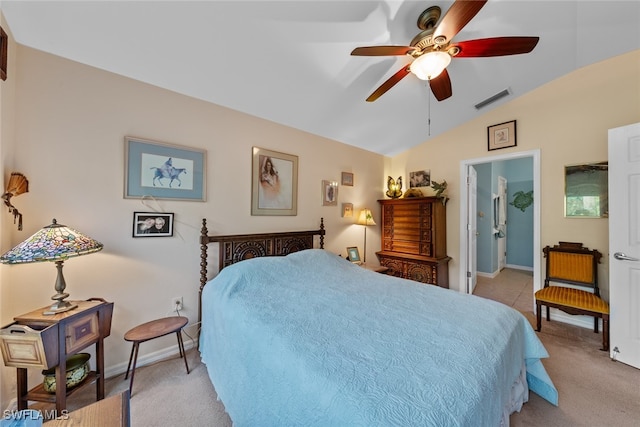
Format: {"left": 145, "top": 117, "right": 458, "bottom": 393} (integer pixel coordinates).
{"left": 0, "top": 219, "right": 103, "bottom": 314}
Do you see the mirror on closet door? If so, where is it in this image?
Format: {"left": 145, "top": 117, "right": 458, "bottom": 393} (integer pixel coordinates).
{"left": 564, "top": 161, "right": 608, "bottom": 218}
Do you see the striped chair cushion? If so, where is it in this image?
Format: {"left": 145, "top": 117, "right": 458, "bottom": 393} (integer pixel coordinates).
{"left": 535, "top": 286, "right": 609, "bottom": 314}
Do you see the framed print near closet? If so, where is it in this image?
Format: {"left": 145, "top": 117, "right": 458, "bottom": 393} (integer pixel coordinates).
{"left": 487, "top": 120, "right": 517, "bottom": 151}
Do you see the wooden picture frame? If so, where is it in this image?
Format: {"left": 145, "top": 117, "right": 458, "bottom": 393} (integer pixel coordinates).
{"left": 341, "top": 172, "right": 354, "bottom": 186}
{"left": 488, "top": 120, "right": 517, "bottom": 151}
{"left": 133, "top": 212, "right": 174, "bottom": 237}
{"left": 0, "top": 26, "right": 8, "bottom": 81}
{"left": 322, "top": 180, "right": 338, "bottom": 206}
{"left": 252, "top": 147, "right": 298, "bottom": 216}
{"left": 342, "top": 203, "right": 353, "bottom": 218}
{"left": 125, "top": 136, "right": 206, "bottom": 201}
{"left": 347, "top": 246, "right": 361, "bottom": 264}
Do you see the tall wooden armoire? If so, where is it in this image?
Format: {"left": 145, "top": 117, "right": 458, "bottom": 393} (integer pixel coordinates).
{"left": 376, "top": 197, "right": 450, "bottom": 288}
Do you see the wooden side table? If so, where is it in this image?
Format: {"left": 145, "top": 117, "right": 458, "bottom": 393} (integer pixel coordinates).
{"left": 124, "top": 316, "right": 190, "bottom": 395}
{"left": 361, "top": 263, "right": 389, "bottom": 274}
{"left": 0, "top": 298, "right": 114, "bottom": 414}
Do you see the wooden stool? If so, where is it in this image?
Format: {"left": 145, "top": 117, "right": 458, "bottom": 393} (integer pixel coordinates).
{"left": 124, "top": 316, "right": 190, "bottom": 395}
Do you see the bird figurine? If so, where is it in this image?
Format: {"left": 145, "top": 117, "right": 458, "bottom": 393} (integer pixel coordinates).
{"left": 430, "top": 179, "right": 449, "bottom": 205}
{"left": 386, "top": 176, "right": 403, "bottom": 199}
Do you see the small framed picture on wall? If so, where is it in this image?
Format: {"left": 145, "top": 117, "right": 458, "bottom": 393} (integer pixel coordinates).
{"left": 133, "top": 212, "right": 174, "bottom": 237}
{"left": 488, "top": 120, "right": 517, "bottom": 151}
{"left": 341, "top": 172, "right": 354, "bottom": 186}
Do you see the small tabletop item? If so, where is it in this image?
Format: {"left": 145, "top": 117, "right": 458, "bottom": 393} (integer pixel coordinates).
{"left": 124, "top": 316, "right": 190, "bottom": 395}
{"left": 42, "top": 353, "right": 90, "bottom": 393}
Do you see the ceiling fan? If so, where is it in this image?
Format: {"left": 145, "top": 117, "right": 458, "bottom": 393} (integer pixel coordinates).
{"left": 351, "top": 0, "right": 539, "bottom": 102}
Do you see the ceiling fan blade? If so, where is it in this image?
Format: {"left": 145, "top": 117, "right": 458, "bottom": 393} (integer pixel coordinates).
{"left": 433, "top": 0, "right": 488, "bottom": 44}
{"left": 453, "top": 37, "right": 540, "bottom": 57}
{"left": 429, "top": 69, "right": 452, "bottom": 101}
{"left": 351, "top": 46, "right": 416, "bottom": 56}
{"left": 366, "top": 66, "right": 411, "bottom": 102}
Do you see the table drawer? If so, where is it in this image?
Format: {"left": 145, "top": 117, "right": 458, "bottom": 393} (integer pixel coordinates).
{"left": 66, "top": 312, "right": 99, "bottom": 354}
{"left": 0, "top": 323, "right": 59, "bottom": 369}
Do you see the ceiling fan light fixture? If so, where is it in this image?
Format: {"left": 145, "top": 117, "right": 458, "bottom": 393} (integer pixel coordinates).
{"left": 410, "top": 51, "right": 451, "bottom": 80}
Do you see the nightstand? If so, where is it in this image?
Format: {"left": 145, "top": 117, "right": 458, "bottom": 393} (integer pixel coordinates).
{"left": 361, "top": 264, "right": 389, "bottom": 274}
{"left": 0, "top": 298, "right": 114, "bottom": 414}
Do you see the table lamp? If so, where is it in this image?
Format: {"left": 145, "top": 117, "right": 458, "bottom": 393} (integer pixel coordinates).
{"left": 356, "top": 209, "right": 376, "bottom": 263}
{"left": 0, "top": 218, "right": 103, "bottom": 314}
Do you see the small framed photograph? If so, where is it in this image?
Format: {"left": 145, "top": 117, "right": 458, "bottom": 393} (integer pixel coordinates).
{"left": 341, "top": 172, "right": 354, "bottom": 186}
{"left": 409, "top": 170, "right": 431, "bottom": 188}
{"left": 347, "top": 246, "right": 361, "bottom": 264}
{"left": 488, "top": 120, "right": 517, "bottom": 151}
{"left": 125, "top": 136, "right": 206, "bottom": 201}
{"left": 322, "top": 180, "right": 338, "bottom": 206}
{"left": 133, "top": 212, "right": 174, "bottom": 237}
{"left": 252, "top": 147, "right": 298, "bottom": 216}
{"left": 342, "top": 203, "right": 353, "bottom": 217}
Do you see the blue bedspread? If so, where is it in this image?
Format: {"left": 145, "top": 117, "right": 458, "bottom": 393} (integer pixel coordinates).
{"left": 200, "top": 249, "right": 557, "bottom": 426}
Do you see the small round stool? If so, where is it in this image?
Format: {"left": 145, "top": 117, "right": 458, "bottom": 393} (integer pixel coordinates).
{"left": 124, "top": 316, "right": 190, "bottom": 395}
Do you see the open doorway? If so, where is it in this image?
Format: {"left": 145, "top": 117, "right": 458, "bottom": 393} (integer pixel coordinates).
{"left": 459, "top": 149, "right": 541, "bottom": 309}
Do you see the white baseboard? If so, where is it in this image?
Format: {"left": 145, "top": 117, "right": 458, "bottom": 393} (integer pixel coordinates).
{"left": 548, "top": 310, "right": 600, "bottom": 330}
{"left": 505, "top": 264, "right": 534, "bottom": 272}
{"left": 477, "top": 270, "right": 500, "bottom": 279}
{"left": 105, "top": 337, "right": 198, "bottom": 380}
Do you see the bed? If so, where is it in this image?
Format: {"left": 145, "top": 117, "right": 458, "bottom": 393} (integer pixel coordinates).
{"left": 198, "top": 219, "right": 557, "bottom": 426}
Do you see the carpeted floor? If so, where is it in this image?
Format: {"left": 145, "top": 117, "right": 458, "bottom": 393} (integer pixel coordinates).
{"left": 39, "top": 268, "right": 640, "bottom": 426}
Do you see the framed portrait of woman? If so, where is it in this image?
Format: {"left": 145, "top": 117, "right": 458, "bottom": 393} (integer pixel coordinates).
{"left": 252, "top": 147, "right": 298, "bottom": 216}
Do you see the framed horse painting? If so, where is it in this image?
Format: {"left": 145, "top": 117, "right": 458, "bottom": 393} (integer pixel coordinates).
{"left": 125, "top": 136, "right": 206, "bottom": 201}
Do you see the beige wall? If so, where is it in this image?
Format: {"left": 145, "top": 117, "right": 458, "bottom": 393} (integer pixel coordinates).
{"left": 0, "top": 44, "right": 386, "bottom": 407}
{"left": 0, "top": 10, "right": 19, "bottom": 410}
{"left": 390, "top": 49, "right": 640, "bottom": 295}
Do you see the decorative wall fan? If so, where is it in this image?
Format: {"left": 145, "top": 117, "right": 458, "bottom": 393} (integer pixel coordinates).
{"left": 351, "top": 0, "right": 539, "bottom": 102}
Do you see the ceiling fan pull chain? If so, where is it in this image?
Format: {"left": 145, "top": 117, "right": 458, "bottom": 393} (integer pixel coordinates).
{"left": 427, "top": 81, "right": 431, "bottom": 136}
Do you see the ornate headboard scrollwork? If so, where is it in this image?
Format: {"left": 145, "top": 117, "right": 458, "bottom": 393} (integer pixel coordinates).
{"left": 198, "top": 218, "right": 325, "bottom": 326}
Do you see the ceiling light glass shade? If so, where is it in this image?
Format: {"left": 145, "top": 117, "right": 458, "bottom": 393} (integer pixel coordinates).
{"left": 410, "top": 51, "right": 451, "bottom": 80}
{"left": 0, "top": 219, "right": 103, "bottom": 264}
{"left": 356, "top": 209, "right": 376, "bottom": 226}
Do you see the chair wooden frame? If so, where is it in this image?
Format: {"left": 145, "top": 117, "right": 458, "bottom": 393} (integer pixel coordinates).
{"left": 535, "top": 242, "right": 609, "bottom": 351}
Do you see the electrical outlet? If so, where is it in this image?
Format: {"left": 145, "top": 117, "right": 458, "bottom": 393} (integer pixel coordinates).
{"left": 172, "top": 297, "right": 183, "bottom": 312}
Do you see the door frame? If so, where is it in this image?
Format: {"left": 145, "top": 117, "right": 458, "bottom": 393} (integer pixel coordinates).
{"left": 459, "top": 149, "right": 541, "bottom": 302}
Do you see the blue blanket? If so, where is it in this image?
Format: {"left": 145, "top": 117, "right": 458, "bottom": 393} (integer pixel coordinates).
{"left": 200, "top": 249, "right": 557, "bottom": 426}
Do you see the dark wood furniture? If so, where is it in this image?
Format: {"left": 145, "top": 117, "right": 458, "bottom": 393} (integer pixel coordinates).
{"left": 535, "top": 242, "right": 609, "bottom": 351}
{"left": 198, "top": 218, "right": 325, "bottom": 325}
{"left": 124, "top": 316, "right": 190, "bottom": 395}
{"left": 0, "top": 298, "right": 113, "bottom": 413}
{"left": 45, "top": 390, "right": 130, "bottom": 426}
{"left": 361, "top": 264, "right": 389, "bottom": 274}
{"left": 376, "top": 197, "right": 450, "bottom": 288}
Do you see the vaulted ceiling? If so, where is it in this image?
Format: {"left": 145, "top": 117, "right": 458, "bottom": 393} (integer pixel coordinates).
{"left": 2, "top": 1, "right": 639, "bottom": 156}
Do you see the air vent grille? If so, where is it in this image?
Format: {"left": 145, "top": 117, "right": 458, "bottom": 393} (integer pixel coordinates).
{"left": 474, "top": 89, "right": 510, "bottom": 110}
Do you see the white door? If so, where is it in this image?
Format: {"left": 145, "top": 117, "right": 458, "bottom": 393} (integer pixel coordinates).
{"left": 497, "top": 176, "right": 508, "bottom": 271}
{"left": 467, "top": 166, "right": 478, "bottom": 293}
{"left": 609, "top": 122, "right": 640, "bottom": 368}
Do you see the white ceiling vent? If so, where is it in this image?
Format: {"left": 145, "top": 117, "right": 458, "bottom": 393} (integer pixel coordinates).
{"left": 474, "top": 89, "right": 511, "bottom": 110}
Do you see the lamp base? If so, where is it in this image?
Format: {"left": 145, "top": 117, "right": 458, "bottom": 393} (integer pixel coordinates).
{"left": 43, "top": 298, "right": 78, "bottom": 315}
